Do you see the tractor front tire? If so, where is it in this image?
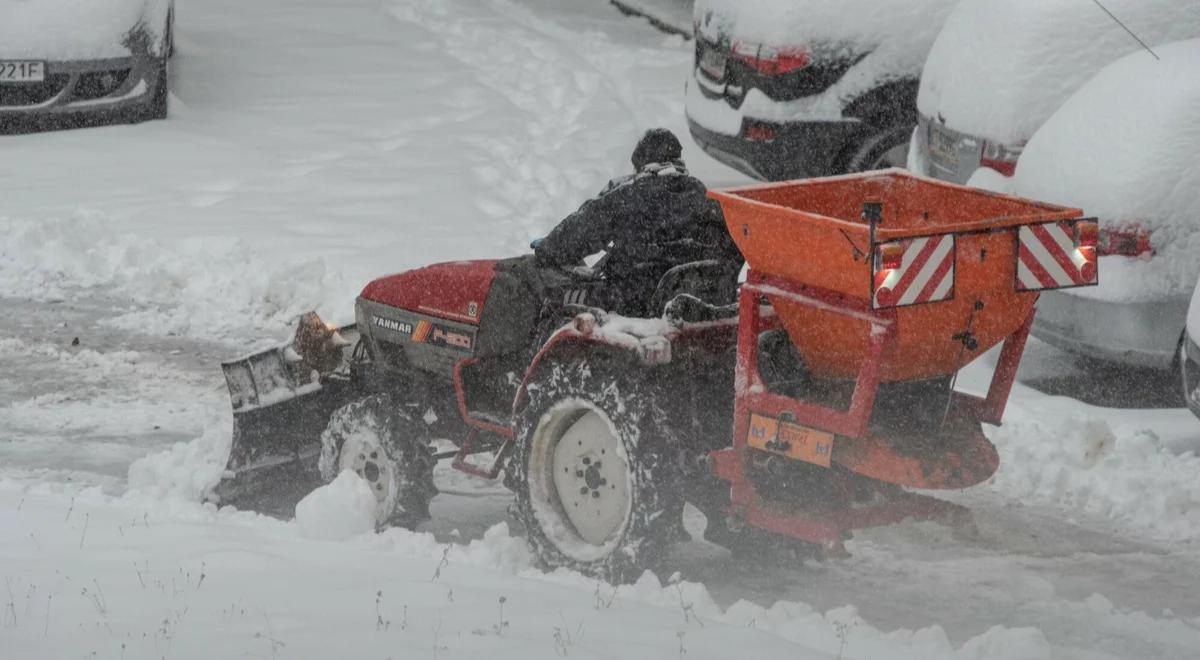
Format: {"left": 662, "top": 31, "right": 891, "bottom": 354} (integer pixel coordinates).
{"left": 511, "top": 356, "right": 683, "bottom": 582}
{"left": 318, "top": 393, "right": 438, "bottom": 529}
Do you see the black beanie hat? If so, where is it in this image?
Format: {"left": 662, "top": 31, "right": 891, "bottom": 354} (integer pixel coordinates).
{"left": 631, "top": 128, "right": 683, "bottom": 170}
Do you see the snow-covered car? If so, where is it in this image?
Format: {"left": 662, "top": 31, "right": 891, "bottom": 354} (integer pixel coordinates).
{"left": 1002, "top": 39, "right": 1200, "bottom": 372}
{"left": 685, "top": 0, "right": 959, "bottom": 181}
{"left": 1183, "top": 281, "right": 1200, "bottom": 417}
{"left": 0, "top": 0, "right": 175, "bottom": 126}
{"left": 911, "top": 0, "right": 1200, "bottom": 185}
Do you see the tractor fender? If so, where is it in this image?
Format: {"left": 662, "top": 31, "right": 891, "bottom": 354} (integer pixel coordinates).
{"left": 513, "top": 316, "right": 672, "bottom": 416}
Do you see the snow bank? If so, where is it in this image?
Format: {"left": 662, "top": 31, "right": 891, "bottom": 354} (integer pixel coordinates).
{"left": 918, "top": 0, "right": 1200, "bottom": 145}
{"left": 295, "top": 471, "right": 379, "bottom": 541}
{"left": 1003, "top": 39, "right": 1200, "bottom": 303}
{"left": 0, "top": 0, "right": 170, "bottom": 60}
{"left": 126, "top": 424, "right": 231, "bottom": 502}
{"left": 988, "top": 408, "right": 1200, "bottom": 544}
{"left": 0, "top": 483, "right": 1068, "bottom": 660}
{"left": 0, "top": 211, "right": 346, "bottom": 342}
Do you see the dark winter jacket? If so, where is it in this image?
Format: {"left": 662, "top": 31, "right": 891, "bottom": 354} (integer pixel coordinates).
{"left": 534, "top": 161, "right": 742, "bottom": 299}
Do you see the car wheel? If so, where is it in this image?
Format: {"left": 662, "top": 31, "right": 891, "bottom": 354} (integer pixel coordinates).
{"left": 143, "top": 17, "right": 172, "bottom": 121}
{"left": 145, "top": 57, "right": 169, "bottom": 120}
{"left": 842, "top": 125, "right": 913, "bottom": 173}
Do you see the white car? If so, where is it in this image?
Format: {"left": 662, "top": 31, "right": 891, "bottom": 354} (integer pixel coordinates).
{"left": 1184, "top": 281, "right": 1200, "bottom": 417}
{"left": 0, "top": 0, "right": 175, "bottom": 128}
{"left": 1001, "top": 39, "right": 1200, "bottom": 372}
{"left": 910, "top": 0, "right": 1200, "bottom": 185}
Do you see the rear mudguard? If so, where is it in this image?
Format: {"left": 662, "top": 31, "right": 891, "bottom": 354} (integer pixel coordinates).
{"left": 513, "top": 314, "right": 682, "bottom": 415}
{"left": 210, "top": 324, "right": 362, "bottom": 512}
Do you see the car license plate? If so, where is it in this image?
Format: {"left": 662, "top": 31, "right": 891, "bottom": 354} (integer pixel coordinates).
{"left": 927, "top": 124, "right": 960, "bottom": 168}
{"left": 746, "top": 413, "right": 834, "bottom": 468}
{"left": 0, "top": 60, "right": 45, "bottom": 83}
{"left": 699, "top": 47, "right": 726, "bottom": 80}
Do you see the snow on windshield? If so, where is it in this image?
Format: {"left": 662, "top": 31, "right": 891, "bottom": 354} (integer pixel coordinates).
{"left": 918, "top": 0, "right": 1200, "bottom": 145}
{"left": 1008, "top": 39, "right": 1200, "bottom": 302}
{"left": 0, "top": 0, "right": 169, "bottom": 60}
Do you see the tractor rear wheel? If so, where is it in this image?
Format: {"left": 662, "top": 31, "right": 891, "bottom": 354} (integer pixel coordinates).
{"left": 512, "top": 357, "right": 683, "bottom": 582}
{"left": 318, "top": 393, "right": 437, "bottom": 529}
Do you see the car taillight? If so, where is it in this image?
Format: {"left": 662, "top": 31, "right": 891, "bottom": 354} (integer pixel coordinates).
{"left": 980, "top": 140, "right": 1022, "bottom": 177}
{"left": 743, "top": 122, "right": 776, "bottom": 142}
{"left": 730, "top": 41, "right": 810, "bottom": 76}
{"left": 1098, "top": 226, "right": 1154, "bottom": 257}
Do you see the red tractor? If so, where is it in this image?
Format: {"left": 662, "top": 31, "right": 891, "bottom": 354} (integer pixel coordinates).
{"left": 214, "top": 171, "right": 1099, "bottom": 581}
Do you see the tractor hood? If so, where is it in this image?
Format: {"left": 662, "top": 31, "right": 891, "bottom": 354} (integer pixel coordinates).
{"left": 359, "top": 260, "right": 498, "bottom": 326}
{"left": 0, "top": 0, "right": 171, "bottom": 60}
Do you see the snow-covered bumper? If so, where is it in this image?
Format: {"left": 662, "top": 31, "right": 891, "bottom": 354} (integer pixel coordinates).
{"left": 685, "top": 80, "right": 863, "bottom": 181}
{"left": 1032, "top": 290, "right": 1190, "bottom": 370}
{"left": 911, "top": 114, "right": 982, "bottom": 184}
{"left": 0, "top": 53, "right": 160, "bottom": 121}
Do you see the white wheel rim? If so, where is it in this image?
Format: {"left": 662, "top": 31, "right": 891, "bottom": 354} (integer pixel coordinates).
{"left": 338, "top": 430, "right": 398, "bottom": 524}
{"left": 528, "top": 399, "right": 633, "bottom": 562}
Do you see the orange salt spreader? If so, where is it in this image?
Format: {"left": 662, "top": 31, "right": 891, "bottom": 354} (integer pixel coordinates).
{"left": 706, "top": 170, "right": 1099, "bottom": 549}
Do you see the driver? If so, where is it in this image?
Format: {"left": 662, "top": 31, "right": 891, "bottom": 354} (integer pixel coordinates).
{"left": 534, "top": 128, "right": 742, "bottom": 315}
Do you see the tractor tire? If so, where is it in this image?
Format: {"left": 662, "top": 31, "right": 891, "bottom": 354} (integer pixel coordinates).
{"left": 318, "top": 393, "right": 438, "bottom": 529}
{"left": 511, "top": 356, "right": 683, "bottom": 582}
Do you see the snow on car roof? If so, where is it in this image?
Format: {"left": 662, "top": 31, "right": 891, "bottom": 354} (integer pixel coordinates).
{"left": 918, "top": 0, "right": 1200, "bottom": 146}
{"left": 0, "top": 0, "right": 170, "bottom": 61}
{"left": 694, "top": 0, "right": 958, "bottom": 73}
{"left": 1010, "top": 39, "right": 1200, "bottom": 303}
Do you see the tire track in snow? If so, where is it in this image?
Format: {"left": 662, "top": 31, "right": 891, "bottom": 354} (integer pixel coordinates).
{"left": 386, "top": 0, "right": 688, "bottom": 249}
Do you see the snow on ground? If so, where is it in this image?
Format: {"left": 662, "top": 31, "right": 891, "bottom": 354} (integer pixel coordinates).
{"left": 957, "top": 348, "right": 1200, "bottom": 545}
{"left": 610, "top": 0, "right": 694, "bottom": 37}
{"left": 2, "top": 0, "right": 1200, "bottom": 658}
{"left": 1, "top": 482, "right": 1072, "bottom": 660}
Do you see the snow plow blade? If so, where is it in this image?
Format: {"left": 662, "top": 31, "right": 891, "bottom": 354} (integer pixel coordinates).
{"left": 210, "top": 313, "right": 361, "bottom": 517}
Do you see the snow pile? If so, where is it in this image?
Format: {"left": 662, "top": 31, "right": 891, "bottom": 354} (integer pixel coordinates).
{"left": 992, "top": 40, "right": 1200, "bottom": 302}
{"left": 126, "top": 424, "right": 232, "bottom": 502}
{"left": 0, "top": 211, "right": 345, "bottom": 341}
{"left": 0, "top": 0, "right": 170, "bottom": 60}
{"left": 988, "top": 409, "right": 1200, "bottom": 543}
{"left": 689, "top": 0, "right": 958, "bottom": 126}
{"left": 0, "top": 482, "right": 1068, "bottom": 660}
{"left": 295, "top": 471, "right": 379, "bottom": 541}
{"left": 918, "top": 0, "right": 1200, "bottom": 145}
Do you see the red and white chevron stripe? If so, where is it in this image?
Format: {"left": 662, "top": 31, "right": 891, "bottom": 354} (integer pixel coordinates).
{"left": 873, "top": 235, "right": 956, "bottom": 309}
{"left": 1016, "top": 222, "right": 1096, "bottom": 291}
